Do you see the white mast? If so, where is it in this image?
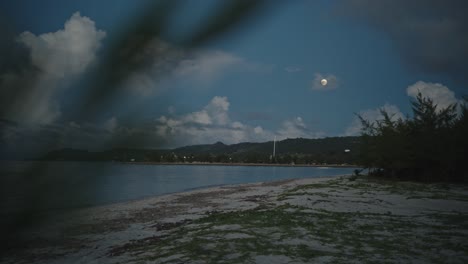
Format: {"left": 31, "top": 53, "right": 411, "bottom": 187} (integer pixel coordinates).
{"left": 273, "top": 136, "right": 276, "bottom": 157}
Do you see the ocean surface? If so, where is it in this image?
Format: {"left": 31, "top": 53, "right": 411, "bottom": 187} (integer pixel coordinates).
{"left": 0, "top": 161, "right": 358, "bottom": 212}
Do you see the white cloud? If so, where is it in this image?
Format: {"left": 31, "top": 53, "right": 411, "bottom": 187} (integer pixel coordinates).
{"left": 205, "top": 96, "right": 230, "bottom": 125}
{"left": 277, "top": 117, "right": 325, "bottom": 139}
{"left": 343, "top": 81, "right": 461, "bottom": 136}
{"left": 311, "top": 73, "right": 339, "bottom": 91}
{"left": 344, "top": 104, "right": 405, "bottom": 136}
{"left": 254, "top": 126, "right": 264, "bottom": 134}
{"left": 184, "top": 110, "right": 212, "bottom": 125}
{"left": 158, "top": 96, "right": 229, "bottom": 131}
{"left": 406, "top": 81, "right": 460, "bottom": 111}
{"left": 4, "top": 12, "right": 106, "bottom": 124}
{"left": 174, "top": 51, "right": 243, "bottom": 82}
{"left": 155, "top": 97, "right": 324, "bottom": 147}
{"left": 173, "top": 49, "right": 274, "bottom": 82}
{"left": 232, "top": 121, "right": 245, "bottom": 129}
{"left": 18, "top": 12, "right": 106, "bottom": 78}
{"left": 174, "top": 96, "right": 231, "bottom": 126}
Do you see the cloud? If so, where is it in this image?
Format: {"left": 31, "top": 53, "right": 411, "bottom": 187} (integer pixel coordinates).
{"left": 155, "top": 96, "right": 240, "bottom": 145}
{"left": 1, "top": 12, "right": 268, "bottom": 127}
{"left": 18, "top": 12, "right": 106, "bottom": 78}
{"left": 69, "top": 121, "right": 80, "bottom": 128}
{"left": 0, "top": 12, "right": 106, "bottom": 124}
{"left": 344, "top": 81, "right": 461, "bottom": 136}
{"left": 284, "top": 66, "right": 302, "bottom": 73}
{"left": 1, "top": 97, "right": 326, "bottom": 157}
{"left": 311, "top": 73, "right": 339, "bottom": 91}
{"left": 0, "top": 115, "right": 172, "bottom": 158}
{"left": 204, "top": 96, "right": 230, "bottom": 125}
{"left": 254, "top": 126, "right": 264, "bottom": 134}
{"left": 123, "top": 40, "right": 273, "bottom": 96}
{"left": 406, "top": 81, "right": 460, "bottom": 111}
{"left": 123, "top": 73, "right": 159, "bottom": 97}
{"left": 277, "top": 117, "right": 325, "bottom": 139}
{"left": 155, "top": 97, "right": 324, "bottom": 147}
{"left": 173, "top": 49, "right": 274, "bottom": 83}
{"left": 160, "top": 96, "right": 230, "bottom": 127}
{"left": 174, "top": 50, "right": 244, "bottom": 81}
{"left": 344, "top": 103, "right": 405, "bottom": 136}
{"left": 103, "top": 116, "right": 118, "bottom": 133}
{"left": 337, "top": 0, "right": 468, "bottom": 84}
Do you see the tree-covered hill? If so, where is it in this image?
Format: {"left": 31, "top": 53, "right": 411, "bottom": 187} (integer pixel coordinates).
{"left": 41, "top": 136, "right": 362, "bottom": 165}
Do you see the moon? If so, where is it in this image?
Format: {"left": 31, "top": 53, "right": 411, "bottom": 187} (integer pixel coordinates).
{"left": 320, "top": 79, "right": 328, "bottom": 86}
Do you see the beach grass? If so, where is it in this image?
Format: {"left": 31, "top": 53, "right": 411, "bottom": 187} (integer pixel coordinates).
{"left": 104, "top": 177, "right": 468, "bottom": 263}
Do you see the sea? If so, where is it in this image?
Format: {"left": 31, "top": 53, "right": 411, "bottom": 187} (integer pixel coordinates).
{"left": 0, "top": 161, "right": 358, "bottom": 213}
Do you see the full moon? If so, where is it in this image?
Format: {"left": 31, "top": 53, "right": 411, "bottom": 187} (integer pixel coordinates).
{"left": 320, "top": 79, "right": 328, "bottom": 86}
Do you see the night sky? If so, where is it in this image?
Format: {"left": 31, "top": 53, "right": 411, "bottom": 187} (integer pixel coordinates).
{"left": 0, "top": 0, "right": 467, "bottom": 157}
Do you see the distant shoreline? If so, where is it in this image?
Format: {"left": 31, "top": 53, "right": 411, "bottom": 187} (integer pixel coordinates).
{"left": 122, "top": 161, "right": 361, "bottom": 168}
{"left": 3, "top": 160, "right": 362, "bottom": 169}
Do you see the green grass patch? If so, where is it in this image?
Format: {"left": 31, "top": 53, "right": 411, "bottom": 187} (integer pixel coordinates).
{"left": 109, "top": 203, "right": 468, "bottom": 263}
{"left": 109, "top": 177, "right": 468, "bottom": 263}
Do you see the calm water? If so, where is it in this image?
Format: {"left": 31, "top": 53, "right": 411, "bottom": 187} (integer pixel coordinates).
{"left": 1, "top": 162, "right": 358, "bottom": 212}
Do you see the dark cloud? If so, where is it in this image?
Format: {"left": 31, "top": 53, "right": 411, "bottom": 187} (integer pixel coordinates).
{"left": 0, "top": 118, "right": 168, "bottom": 159}
{"left": 0, "top": 26, "right": 31, "bottom": 74}
{"left": 336, "top": 0, "right": 468, "bottom": 85}
{"left": 0, "top": 26, "right": 41, "bottom": 121}
{"left": 0, "top": 13, "right": 106, "bottom": 124}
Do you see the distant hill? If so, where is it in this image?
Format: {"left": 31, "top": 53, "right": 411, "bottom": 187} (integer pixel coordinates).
{"left": 41, "top": 136, "right": 362, "bottom": 165}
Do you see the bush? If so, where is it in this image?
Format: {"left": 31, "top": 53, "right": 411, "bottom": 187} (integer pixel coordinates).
{"left": 359, "top": 93, "right": 467, "bottom": 182}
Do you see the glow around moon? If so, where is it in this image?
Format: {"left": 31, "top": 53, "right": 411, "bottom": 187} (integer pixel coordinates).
{"left": 320, "top": 79, "right": 328, "bottom": 86}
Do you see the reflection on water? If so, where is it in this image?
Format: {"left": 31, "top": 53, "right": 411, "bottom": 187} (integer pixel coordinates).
{"left": 1, "top": 161, "right": 358, "bottom": 211}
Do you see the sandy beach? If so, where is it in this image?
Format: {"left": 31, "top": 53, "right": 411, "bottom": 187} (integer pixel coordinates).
{"left": 3, "top": 175, "right": 468, "bottom": 263}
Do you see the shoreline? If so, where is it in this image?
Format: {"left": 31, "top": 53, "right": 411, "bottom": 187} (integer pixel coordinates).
{"left": 122, "top": 161, "right": 361, "bottom": 168}
{"left": 11, "top": 160, "right": 361, "bottom": 168}
{"left": 5, "top": 175, "right": 468, "bottom": 263}
{"left": 69, "top": 175, "right": 341, "bottom": 217}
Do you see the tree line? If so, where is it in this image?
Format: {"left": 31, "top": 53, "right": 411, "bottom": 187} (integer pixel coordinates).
{"left": 40, "top": 137, "right": 361, "bottom": 165}
{"left": 152, "top": 152, "right": 355, "bottom": 165}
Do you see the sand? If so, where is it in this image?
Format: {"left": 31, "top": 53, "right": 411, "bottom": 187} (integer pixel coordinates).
{"left": 3, "top": 175, "right": 468, "bottom": 263}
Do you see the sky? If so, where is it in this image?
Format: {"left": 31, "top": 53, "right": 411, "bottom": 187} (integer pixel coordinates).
{"left": 0, "top": 0, "right": 467, "bottom": 157}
